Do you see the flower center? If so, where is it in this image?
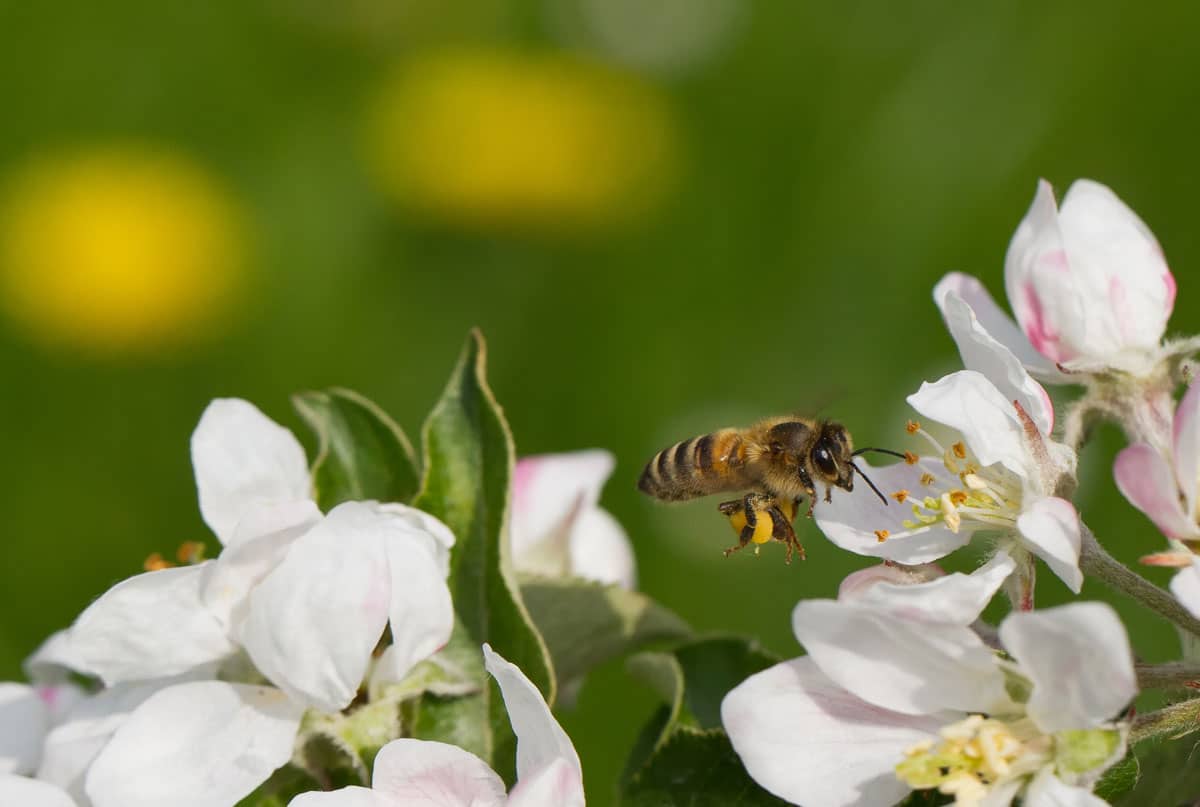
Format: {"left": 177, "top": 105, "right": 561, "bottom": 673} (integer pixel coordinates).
{"left": 895, "top": 714, "right": 1048, "bottom": 806}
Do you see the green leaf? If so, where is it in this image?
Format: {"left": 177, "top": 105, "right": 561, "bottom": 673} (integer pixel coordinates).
{"left": 1113, "top": 737, "right": 1200, "bottom": 806}
{"left": 621, "top": 727, "right": 790, "bottom": 806}
{"left": 408, "top": 329, "right": 555, "bottom": 780}
{"left": 293, "top": 387, "right": 420, "bottom": 510}
{"left": 234, "top": 765, "right": 319, "bottom": 807}
{"left": 1095, "top": 751, "right": 1139, "bottom": 804}
{"left": 520, "top": 575, "right": 692, "bottom": 686}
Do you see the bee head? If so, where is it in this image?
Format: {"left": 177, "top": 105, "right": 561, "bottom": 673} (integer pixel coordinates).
{"left": 810, "top": 422, "right": 856, "bottom": 491}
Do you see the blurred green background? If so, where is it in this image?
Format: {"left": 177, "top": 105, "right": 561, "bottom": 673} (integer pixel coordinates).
{"left": 3, "top": 1, "right": 1199, "bottom": 802}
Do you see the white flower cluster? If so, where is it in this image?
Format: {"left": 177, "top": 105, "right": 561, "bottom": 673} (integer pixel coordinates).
{"left": 0, "top": 400, "right": 628, "bottom": 806}
{"left": 725, "top": 178, "right": 1197, "bottom": 806}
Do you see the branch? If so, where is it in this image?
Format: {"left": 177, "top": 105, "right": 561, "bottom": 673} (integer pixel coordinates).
{"left": 1136, "top": 661, "right": 1200, "bottom": 691}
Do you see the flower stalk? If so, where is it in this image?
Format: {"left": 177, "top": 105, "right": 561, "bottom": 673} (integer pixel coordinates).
{"left": 1130, "top": 697, "right": 1200, "bottom": 744}
{"left": 1134, "top": 661, "right": 1200, "bottom": 690}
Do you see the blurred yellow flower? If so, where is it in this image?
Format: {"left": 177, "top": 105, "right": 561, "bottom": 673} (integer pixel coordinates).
{"left": 0, "top": 147, "right": 246, "bottom": 356}
{"left": 363, "top": 49, "right": 678, "bottom": 232}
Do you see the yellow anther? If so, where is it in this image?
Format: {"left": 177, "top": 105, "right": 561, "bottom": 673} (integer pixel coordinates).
{"left": 949, "top": 490, "right": 968, "bottom": 506}
{"left": 905, "top": 420, "right": 921, "bottom": 434}
{"left": 891, "top": 490, "right": 909, "bottom": 503}
{"left": 904, "top": 451, "right": 919, "bottom": 465}
{"left": 952, "top": 441, "right": 967, "bottom": 459}
{"left": 920, "top": 472, "right": 936, "bottom": 486}
{"left": 875, "top": 529, "right": 890, "bottom": 542}
{"left": 176, "top": 541, "right": 206, "bottom": 564}
{"left": 940, "top": 492, "right": 962, "bottom": 532}
{"left": 962, "top": 473, "right": 988, "bottom": 490}
{"left": 143, "top": 552, "right": 174, "bottom": 572}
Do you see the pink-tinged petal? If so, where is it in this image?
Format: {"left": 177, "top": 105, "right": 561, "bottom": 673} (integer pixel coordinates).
{"left": 722, "top": 657, "right": 943, "bottom": 807}
{"left": 382, "top": 532, "right": 455, "bottom": 684}
{"left": 0, "top": 775, "right": 77, "bottom": 807}
{"left": 1056, "top": 180, "right": 1172, "bottom": 356}
{"left": 935, "top": 273, "right": 1070, "bottom": 383}
{"left": 34, "top": 683, "right": 87, "bottom": 727}
{"left": 1173, "top": 382, "right": 1200, "bottom": 519}
{"left": 201, "top": 499, "right": 322, "bottom": 630}
{"left": 289, "top": 788, "right": 391, "bottom": 807}
{"left": 999, "top": 603, "right": 1136, "bottom": 734}
{"left": 907, "top": 371, "right": 1032, "bottom": 479}
{"left": 371, "top": 739, "right": 506, "bottom": 806}
{"left": 24, "top": 630, "right": 90, "bottom": 684}
{"left": 1113, "top": 443, "right": 1198, "bottom": 540}
{"left": 851, "top": 551, "right": 1015, "bottom": 626}
{"left": 1005, "top": 179, "right": 1078, "bottom": 364}
{"left": 793, "top": 600, "right": 1009, "bottom": 716}
{"left": 191, "top": 398, "right": 311, "bottom": 546}
{"left": 507, "top": 757, "right": 586, "bottom": 807}
{"left": 1024, "top": 768, "right": 1108, "bottom": 807}
{"left": 568, "top": 507, "right": 637, "bottom": 589}
{"left": 815, "top": 458, "right": 972, "bottom": 564}
{"left": 936, "top": 289, "right": 1056, "bottom": 433}
{"left": 68, "top": 564, "right": 235, "bottom": 685}
{"left": 38, "top": 681, "right": 170, "bottom": 803}
{"left": 482, "top": 645, "right": 580, "bottom": 784}
{"left": 240, "top": 503, "right": 392, "bottom": 712}
{"left": 1015, "top": 497, "right": 1083, "bottom": 593}
{"left": 1170, "top": 560, "right": 1200, "bottom": 620}
{"left": 511, "top": 450, "right": 615, "bottom": 561}
{"left": 0, "top": 683, "right": 47, "bottom": 775}
{"left": 85, "top": 682, "right": 302, "bottom": 807}
{"left": 838, "top": 563, "right": 945, "bottom": 601}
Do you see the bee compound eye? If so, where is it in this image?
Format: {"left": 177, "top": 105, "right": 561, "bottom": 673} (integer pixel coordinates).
{"left": 813, "top": 446, "right": 837, "bottom": 477}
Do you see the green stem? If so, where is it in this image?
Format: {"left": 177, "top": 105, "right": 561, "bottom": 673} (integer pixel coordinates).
{"left": 1079, "top": 525, "right": 1200, "bottom": 639}
{"left": 1135, "top": 661, "right": 1200, "bottom": 690}
{"left": 1130, "top": 697, "right": 1200, "bottom": 744}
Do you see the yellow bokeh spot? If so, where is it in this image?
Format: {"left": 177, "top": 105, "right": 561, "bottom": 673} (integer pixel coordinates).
{"left": 0, "top": 147, "right": 246, "bottom": 356}
{"left": 363, "top": 48, "right": 677, "bottom": 232}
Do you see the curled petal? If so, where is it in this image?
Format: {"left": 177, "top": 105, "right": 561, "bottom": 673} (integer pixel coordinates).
{"left": 373, "top": 503, "right": 456, "bottom": 577}
{"left": 907, "top": 371, "right": 1032, "bottom": 479}
{"left": 371, "top": 739, "right": 505, "bottom": 806}
{"left": 999, "top": 602, "right": 1136, "bottom": 734}
{"left": 936, "top": 286, "right": 1056, "bottom": 433}
{"left": 240, "top": 503, "right": 393, "bottom": 712}
{"left": 815, "top": 458, "right": 971, "bottom": 564}
{"left": 793, "top": 600, "right": 1009, "bottom": 717}
{"left": 934, "top": 272, "right": 1069, "bottom": 383}
{"left": 69, "top": 564, "right": 234, "bottom": 685}
{"left": 0, "top": 683, "right": 47, "bottom": 775}
{"left": 1024, "top": 767, "right": 1109, "bottom": 807}
{"left": 568, "top": 507, "right": 637, "bottom": 589}
{"left": 0, "top": 775, "right": 77, "bottom": 807}
{"left": 837, "top": 563, "right": 944, "bottom": 601}
{"left": 851, "top": 550, "right": 1015, "bottom": 626}
{"left": 191, "top": 398, "right": 311, "bottom": 546}
{"left": 1170, "top": 559, "right": 1200, "bottom": 620}
{"left": 1114, "top": 444, "right": 1198, "bottom": 540}
{"left": 289, "top": 788, "right": 390, "bottom": 807}
{"left": 507, "top": 757, "right": 585, "bottom": 807}
{"left": 85, "top": 682, "right": 302, "bottom": 807}
{"left": 511, "top": 450, "right": 614, "bottom": 561}
{"left": 1015, "top": 497, "right": 1083, "bottom": 593}
{"left": 722, "top": 657, "right": 942, "bottom": 807}
{"left": 383, "top": 531, "right": 455, "bottom": 684}
{"left": 23, "top": 630, "right": 89, "bottom": 684}
{"left": 482, "top": 645, "right": 580, "bottom": 785}
{"left": 1173, "top": 382, "right": 1200, "bottom": 519}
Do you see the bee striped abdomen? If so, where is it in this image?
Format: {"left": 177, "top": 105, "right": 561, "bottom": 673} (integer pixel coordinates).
{"left": 638, "top": 429, "right": 750, "bottom": 501}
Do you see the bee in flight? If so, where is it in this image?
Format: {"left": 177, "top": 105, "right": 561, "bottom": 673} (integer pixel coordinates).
{"left": 638, "top": 416, "right": 902, "bottom": 563}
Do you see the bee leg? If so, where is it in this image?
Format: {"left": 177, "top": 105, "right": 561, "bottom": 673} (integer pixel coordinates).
{"left": 718, "top": 494, "right": 763, "bottom": 558}
{"left": 798, "top": 467, "right": 817, "bottom": 518}
{"left": 767, "top": 505, "right": 805, "bottom": 564}
{"left": 824, "top": 486, "right": 833, "bottom": 503}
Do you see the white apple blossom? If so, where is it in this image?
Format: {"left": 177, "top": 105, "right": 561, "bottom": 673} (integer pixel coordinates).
{"left": 288, "top": 644, "right": 585, "bottom": 807}
{"left": 815, "top": 368, "right": 1081, "bottom": 598}
{"left": 0, "top": 683, "right": 48, "bottom": 775}
{"left": 511, "top": 450, "right": 636, "bottom": 589}
{"left": 0, "top": 774, "right": 78, "bottom": 807}
{"left": 723, "top": 562, "right": 1135, "bottom": 807}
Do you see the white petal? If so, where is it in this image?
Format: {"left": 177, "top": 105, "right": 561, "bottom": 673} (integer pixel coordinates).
{"left": 1171, "top": 560, "right": 1200, "bottom": 619}
{"left": 999, "top": 602, "right": 1136, "bottom": 734}
{"left": 722, "top": 657, "right": 942, "bottom": 807}
{"left": 908, "top": 371, "right": 1033, "bottom": 479}
{"left": 382, "top": 531, "right": 455, "bottom": 684}
{"left": 507, "top": 757, "right": 586, "bottom": 807}
{"left": 241, "top": 503, "right": 393, "bottom": 712}
{"left": 191, "top": 398, "right": 311, "bottom": 545}
{"left": 511, "top": 450, "right": 615, "bottom": 562}
{"left": 934, "top": 272, "right": 1069, "bottom": 382}
{"left": 0, "top": 775, "right": 78, "bottom": 807}
{"left": 38, "top": 681, "right": 169, "bottom": 803}
{"left": 1024, "top": 768, "right": 1108, "bottom": 807}
{"left": 0, "top": 683, "right": 47, "bottom": 775}
{"left": 815, "top": 458, "right": 972, "bottom": 564}
{"left": 1113, "top": 443, "right": 1198, "bottom": 540}
{"left": 852, "top": 550, "right": 1015, "bottom": 626}
{"left": 288, "top": 788, "right": 391, "bottom": 807}
{"left": 568, "top": 507, "right": 637, "bottom": 589}
{"left": 1016, "top": 497, "right": 1083, "bottom": 593}
{"left": 24, "top": 630, "right": 90, "bottom": 684}
{"left": 980, "top": 779, "right": 1023, "bottom": 807}
{"left": 85, "top": 681, "right": 302, "bottom": 807}
{"left": 936, "top": 286, "right": 1056, "bottom": 433}
{"left": 837, "top": 563, "right": 945, "bottom": 601}
{"left": 373, "top": 503, "right": 456, "bottom": 577}
{"left": 371, "top": 738, "right": 506, "bottom": 806}
{"left": 68, "top": 564, "right": 234, "bottom": 685}
{"left": 1173, "top": 382, "right": 1200, "bottom": 519}
{"left": 793, "top": 599, "right": 1009, "bottom": 716}
{"left": 201, "top": 499, "right": 322, "bottom": 629}
{"left": 482, "top": 645, "right": 580, "bottom": 785}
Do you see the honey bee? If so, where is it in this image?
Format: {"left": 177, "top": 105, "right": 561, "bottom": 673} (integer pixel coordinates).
{"left": 638, "top": 417, "right": 902, "bottom": 563}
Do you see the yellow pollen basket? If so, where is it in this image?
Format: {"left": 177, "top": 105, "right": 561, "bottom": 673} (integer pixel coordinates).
{"left": 725, "top": 498, "right": 795, "bottom": 545}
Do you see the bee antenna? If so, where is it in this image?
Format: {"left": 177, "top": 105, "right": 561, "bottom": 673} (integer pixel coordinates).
{"left": 850, "top": 461, "right": 889, "bottom": 506}
{"left": 852, "top": 447, "right": 908, "bottom": 460}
